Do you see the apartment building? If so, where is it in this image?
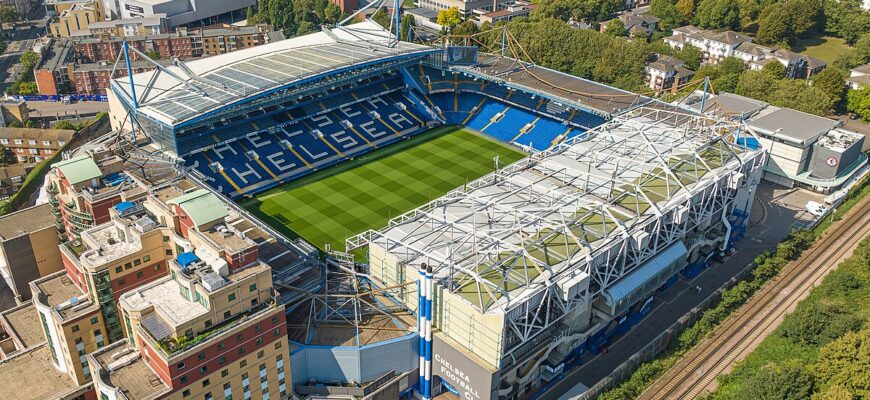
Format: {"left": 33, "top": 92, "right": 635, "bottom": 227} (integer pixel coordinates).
{"left": 50, "top": 0, "right": 107, "bottom": 38}
{"left": 34, "top": 39, "right": 75, "bottom": 96}
{"left": 0, "top": 204, "right": 64, "bottom": 303}
{"left": 47, "top": 150, "right": 130, "bottom": 240}
{"left": 599, "top": 9, "right": 659, "bottom": 37}
{"left": 71, "top": 59, "right": 164, "bottom": 96}
{"left": 0, "top": 127, "right": 74, "bottom": 164}
{"left": 89, "top": 186, "right": 291, "bottom": 400}
{"left": 644, "top": 53, "right": 695, "bottom": 93}
{"left": 665, "top": 25, "right": 826, "bottom": 78}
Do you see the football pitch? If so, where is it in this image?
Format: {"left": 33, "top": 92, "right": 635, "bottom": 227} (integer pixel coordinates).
{"left": 241, "top": 126, "right": 527, "bottom": 251}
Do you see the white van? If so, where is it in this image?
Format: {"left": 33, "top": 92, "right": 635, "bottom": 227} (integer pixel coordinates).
{"left": 804, "top": 201, "right": 827, "bottom": 217}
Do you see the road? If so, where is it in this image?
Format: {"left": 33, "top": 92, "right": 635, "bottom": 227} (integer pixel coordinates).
{"left": 639, "top": 195, "right": 870, "bottom": 400}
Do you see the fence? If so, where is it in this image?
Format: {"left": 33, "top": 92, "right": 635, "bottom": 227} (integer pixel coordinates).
{"left": 572, "top": 265, "right": 755, "bottom": 400}
{"left": 6, "top": 94, "right": 108, "bottom": 102}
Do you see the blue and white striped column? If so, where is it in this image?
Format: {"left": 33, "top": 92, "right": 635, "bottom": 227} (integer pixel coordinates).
{"left": 418, "top": 264, "right": 428, "bottom": 399}
{"left": 424, "top": 265, "right": 434, "bottom": 400}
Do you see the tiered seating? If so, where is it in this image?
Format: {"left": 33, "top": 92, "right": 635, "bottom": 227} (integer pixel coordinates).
{"left": 185, "top": 80, "right": 435, "bottom": 198}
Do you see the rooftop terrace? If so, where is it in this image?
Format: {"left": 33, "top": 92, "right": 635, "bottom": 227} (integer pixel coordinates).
{"left": 32, "top": 271, "right": 96, "bottom": 321}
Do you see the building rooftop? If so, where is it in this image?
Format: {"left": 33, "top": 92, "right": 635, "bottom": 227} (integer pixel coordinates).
{"left": 748, "top": 106, "right": 840, "bottom": 146}
{"left": 115, "top": 21, "right": 437, "bottom": 126}
{"left": 0, "top": 345, "right": 83, "bottom": 400}
{"left": 0, "top": 128, "right": 74, "bottom": 149}
{"left": 35, "top": 39, "right": 73, "bottom": 72}
{"left": 52, "top": 155, "right": 102, "bottom": 185}
{"left": 76, "top": 212, "right": 159, "bottom": 268}
{"left": 456, "top": 54, "right": 648, "bottom": 116}
{"left": 90, "top": 341, "right": 170, "bottom": 400}
{"left": 167, "top": 188, "right": 228, "bottom": 226}
{"left": 32, "top": 271, "right": 96, "bottom": 321}
{"left": 853, "top": 64, "right": 870, "bottom": 74}
{"left": 121, "top": 276, "right": 209, "bottom": 332}
{"left": 0, "top": 302, "right": 43, "bottom": 349}
{"left": 0, "top": 203, "right": 55, "bottom": 240}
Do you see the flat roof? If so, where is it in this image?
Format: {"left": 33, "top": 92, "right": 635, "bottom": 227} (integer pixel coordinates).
{"left": 0, "top": 345, "right": 82, "bottom": 400}
{"left": 1, "top": 302, "right": 43, "bottom": 349}
{"left": 0, "top": 203, "right": 55, "bottom": 240}
{"left": 455, "top": 54, "right": 648, "bottom": 116}
{"left": 91, "top": 342, "right": 169, "bottom": 400}
{"left": 748, "top": 106, "right": 839, "bottom": 145}
{"left": 121, "top": 276, "right": 209, "bottom": 329}
{"left": 115, "top": 21, "right": 435, "bottom": 126}
{"left": 33, "top": 271, "right": 96, "bottom": 321}
{"left": 365, "top": 108, "right": 757, "bottom": 313}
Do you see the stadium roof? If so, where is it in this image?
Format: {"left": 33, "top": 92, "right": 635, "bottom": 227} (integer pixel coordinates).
{"left": 114, "top": 21, "right": 436, "bottom": 126}
{"left": 355, "top": 107, "right": 759, "bottom": 313}
{"left": 453, "top": 54, "right": 650, "bottom": 117}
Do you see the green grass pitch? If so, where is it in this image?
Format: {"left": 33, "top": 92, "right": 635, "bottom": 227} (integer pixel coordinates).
{"left": 241, "top": 126, "right": 527, "bottom": 251}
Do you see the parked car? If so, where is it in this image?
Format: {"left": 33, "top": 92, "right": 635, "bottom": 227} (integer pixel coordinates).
{"left": 805, "top": 201, "right": 828, "bottom": 217}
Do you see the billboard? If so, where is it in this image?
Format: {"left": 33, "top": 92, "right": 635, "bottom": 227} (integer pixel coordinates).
{"left": 446, "top": 46, "right": 479, "bottom": 65}
{"left": 432, "top": 335, "right": 498, "bottom": 400}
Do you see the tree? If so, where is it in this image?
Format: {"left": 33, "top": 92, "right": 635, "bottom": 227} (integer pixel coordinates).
{"left": 531, "top": 0, "right": 623, "bottom": 23}
{"left": 675, "top": 0, "right": 695, "bottom": 22}
{"left": 768, "top": 79, "right": 833, "bottom": 115}
{"left": 437, "top": 7, "right": 462, "bottom": 30}
{"left": 785, "top": 0, "right": 823, "bottom": 37}
{"left": 675, "top": 45, "right": 702, "bottom": 70}
{"left": 737, "top": 0, "right": 760, "bottom": 28}
{"left": 694, "top": 0, "right": 739, "bottom": 29}
{"left": 0, "top": 6, "right": 19, "bottom": 24}
{"left": 400, "top": 14, "right": 415, "bottom": 41}
{"left": 810, "top": 328, "right": 870, "bottom": 395}
{"left": 779, "top": 303, "right": 861, "bottom": 345}
{"left": 846, "top": 86, "right": 870, "bottom": 121}
{"left": 736, "top": 70, "right": 776, "bottom": 101}
{"left": 823, "top": 0, "right": 870, "bottom": 44}
{"left": 811, "top": 67, "right": 847, "bottom": 108}
{"left": 371, "top": 9, "right": 390, "bottom": 29}
{"left": 735, "top": 362, "right": 815, "bottom": 400}
{"left": 16, "top": 81, "right": 37, "bottom": 95}
{"left": 451, "top": 20, "right": 478, "bottom": 36}
{"left": 19, "top": 51, "right": 39, "bottom": 72}
{"left": 0, "top": 145, "right": 7, "bottom": 167}
{"left": 246, "top": 6, "right": 257, "bottom": 23}
{"left": 650, "top": 0, "right": 681, "bottom": 30}
{"left": 756, "top": 3, "right": 793, "bottom": 45}
{"left": 603, "top": 19, "right": 627, "bottom": 36}
{"left": 761, "top": 60, "right": 785, "bottom": 79}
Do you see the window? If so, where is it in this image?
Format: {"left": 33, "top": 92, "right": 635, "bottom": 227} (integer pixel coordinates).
{"left": 165, "top": 249, "right": 173, "bottom": 255}
{"left": 163, "top": 235, "right": 170, "bottom": 242}
{"left": 0, "top": 139, "right": 6, "bottom": 144}
{"left": 90, "top": 317, "right": 98, "bottom": 324}
{"left": 204, "top": 393, "right": 212, "bottom": 400}
{"left": 42, "top": 140, "right": 51, "bottom": 146}
{"left": 250, "top": 298, "right": 258, "bottom": 307}
{"left": 217, "top": 342, "right": 224, "bottom": 350}
{"left": 144, "top": 255, "right": 151, "bottom": 262}
{"left": 182, "top": 389, "right": 190, "bottom": 398}
{"left": 134, "top": 259, "right": 141, "bottom": 266}
{"left": 136, "top": 271, "right": 143, "bottom": 278}
{"left": 221, "top": 369, "right": 229, "bottom": 378}
{"left": 256, "top": 338, "right": 263, "bottom": 346}
{"left": 198, "top": 352, "right": 206, "bottom": 361}
{"left": 236, "top": 334, "right": 244, "bottom": 342}
{"left": 228, "top": 293, "right": 236, "bottom": 301}
{"left": 180, "top": 376, "right": 188, "bottom": 384}
{"left": 248, "top": 284, "right": 256, "bottom": 292}
{"left": 177, "top": 362, "right": 186, "bottom": 370}
{"left": 28, "top": 140, "right": 35, "bottom": 145}
{"left": 223, "top": 311, "right": 231, "bottom": 319}
{"left": 205, "top": 320, "right": 212, "bottom": 328}
{"left": 257, "top": 350, "right": 264, "bottom": 358}
{"left": 154, "top": 264, "right": 161, "bottom": 271}
{"left": 239, "top": 360, "right": 247, "bottom": 368}
{"left": 272, "top": 316, "right": 279, "bottom": 324}
{"left": 202, "top": 378, "right": 209, "bottom": 386}
{"left": 71, "top": 325, "right": 79, "bottom": 333}
{"left": 118, "top": 278, "right": 125, "bottom": 286}
{"left": 115, "top": 266, "right": 122, "bottom": 273}
{"left": 124, "top": 262, "right": 132, "bottom": 270}
{"left": 237, "top": 346, "right": 245, "bottom": 355}
{"left": 218, "top": 355, "right": 226, "bottom": 364}
{"left": 274, "top": 342, "right": 281, "bottom": 349}
{"left": 273, "top": 328, "right": 281, "bottom": 337}
{"left": 58, "top": 141, "right": 65, "bottom": 146}
{"left": 13, "top": 139, "right": 22, "bottom": 144}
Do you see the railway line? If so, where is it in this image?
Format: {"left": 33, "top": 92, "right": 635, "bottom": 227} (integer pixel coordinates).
{"left": 639, "top": 196, "right": 870, "bottom": 400}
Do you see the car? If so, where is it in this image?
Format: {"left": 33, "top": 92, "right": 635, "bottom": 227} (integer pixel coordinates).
{"left": 805, "top": 201, "right": 828, "bottom": 217}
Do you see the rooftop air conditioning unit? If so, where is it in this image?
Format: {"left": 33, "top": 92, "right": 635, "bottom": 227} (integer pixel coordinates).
{"left": 631, "top": 231, "right": 650, "bottom": 250}
{"left": 728, "top": 172, "right": 744, "bottom": 190}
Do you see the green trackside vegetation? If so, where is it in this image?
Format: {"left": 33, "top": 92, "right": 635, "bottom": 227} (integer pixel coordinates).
{"left": 240, "top": 126, "right": 526, "bottom": 252}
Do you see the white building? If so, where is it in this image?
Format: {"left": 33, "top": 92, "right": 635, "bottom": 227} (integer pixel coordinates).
{"left": 664, "top": 25, "right": 752, "bottom": 64}
{"left": 115, "top": 0, "right": 256, "bottom": 27}
{"left": 847, "top": 64, "right": 870, "bottom": 89}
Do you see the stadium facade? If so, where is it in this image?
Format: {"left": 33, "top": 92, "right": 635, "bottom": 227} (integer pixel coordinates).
{"left": 103, "top": 21, "right": 767, "bottom": 400}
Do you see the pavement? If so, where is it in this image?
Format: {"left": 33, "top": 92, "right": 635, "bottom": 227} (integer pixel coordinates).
{"left": 28, "top": 101, "right": 109, "bottom": 118}
{"left": 541, "top": 181, "right": 824, "bottom": 400}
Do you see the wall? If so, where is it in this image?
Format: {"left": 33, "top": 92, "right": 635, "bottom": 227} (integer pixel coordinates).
{"left": 290, "top": 333, "right": 418, "bottom": 384}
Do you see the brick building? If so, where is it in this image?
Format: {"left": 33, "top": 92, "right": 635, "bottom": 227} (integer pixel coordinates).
{"left": 0, "top": 127, "right": 75, "bottom": 164}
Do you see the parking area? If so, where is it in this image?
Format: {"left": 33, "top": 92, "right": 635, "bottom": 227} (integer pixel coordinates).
{"left": 543, "top": 181, "right": 825, "bottom": 400}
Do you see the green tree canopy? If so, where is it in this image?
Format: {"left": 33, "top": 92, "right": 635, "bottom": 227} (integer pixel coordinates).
{"left": 756, "top": 3, "right": 794, "bottom": 45}
{"left": 694, "top": 0, "right": 739, "bottom": 29}
{"left": 603, "top": 18, "right": 627, "bottom": 36}
{"left": 0, "top": 6, "right": 20, "bottom": 24}
{"left": 736, "top": 362, "right": 815, "bottom": 400}
{"left": 811, "top": 67, "right": 847, "bottom": 108}
{"left": 649, "top": 0, "right": 682, "bottom": 30}
{"left": 437, "top": 7, "right": 462, "bottom": 30}
{"left": 846, "top": 85, "right": 870, "bottom": 121}
{"left": 19, "top": 51, "right": 39, "bottom": 71}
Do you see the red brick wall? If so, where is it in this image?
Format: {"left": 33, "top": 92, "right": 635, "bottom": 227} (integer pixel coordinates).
{"left": 60, "top": 251, "right": 88, "bottom": 294}
{"left": 110, "top": 261, "right": 168, "bottom": 301}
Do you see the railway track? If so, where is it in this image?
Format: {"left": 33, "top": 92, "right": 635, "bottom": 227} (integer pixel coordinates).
{"left": 639, "top": 196, "right": 870, "bottom": 400}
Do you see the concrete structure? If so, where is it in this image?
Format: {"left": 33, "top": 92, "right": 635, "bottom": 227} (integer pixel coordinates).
{"left": 644, "top": 53, "right": 694, "bottom": 93}
{"left": 416, "top": 0, "right": 515, "bottom": 18}
{"left": 49, "top": 0, "right": 107, "bottom": 38}
{"left": 847, "top": 63, "right": 870, "bottom": 89}
{"left": 116, "top": 0, "right": 257, "bottom": 27}
{"left": 0, "top": 127, "right": 74, "bottom": 164}
{"left": 0, "top": 205, "right": 64, "bottom": 303}
{"left": 683, "top": 91, "right": 867, "bottom": 192}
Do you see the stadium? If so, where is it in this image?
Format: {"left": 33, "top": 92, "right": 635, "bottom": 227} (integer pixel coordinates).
{"left": 107, "top": 18, "right": 766, "bottom": 400}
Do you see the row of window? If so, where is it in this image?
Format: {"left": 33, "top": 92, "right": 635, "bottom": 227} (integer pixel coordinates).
{"left": 181, "top": 354, "right": 286, "bottom": 399}
{"left": 113, "top": 254, "right": 153, "bottom": 274}
{"left": 0, "top": 138, "right": 65, "bottom": 146}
